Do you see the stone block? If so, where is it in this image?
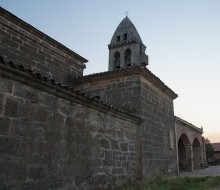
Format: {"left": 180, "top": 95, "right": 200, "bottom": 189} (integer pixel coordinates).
{"left": 117, "top": 82, "right": 124, "bottom": 88}
{"left": 0, "top": 160, "right": 27, "bottom": 183}
{"left": 104, "top": 150, "right": 113, "bottom": 166}
{"left": 129, "top": 144, "right": 135, "bottom": 152}
{"left": 116, "top": 130, "right": 124, "bottom": 139}
{"left": 112, "top": 167, "right": 123, "bottom": 175}
{"left": 2, "top": 36, "right": 19, "bottom": 49}
{"left": 5, "top": 96, "right": 29, "bottom": 119}
{"left": 100, "top": 138, "right": 110, "bottom": 149}
{"left": 110, "top": 139, "right": 120, "bottom": 150}
{"left": 28, "top": 166, "right": 44, "bottom": 180}
{"left": 0, "top": 80, "right": 13, "bottom": 94}
{"left": 120, "top": 142, "right": 128, "bottom": 151}
{"left": 0, "top": 93, "right": 4, "bottom": 115}
{"left": 28, "top": 103, "right": 50, "bottom": 124}
{"left": 48, "top": 112, "right": 65, "bottom": 130}
{"left": 14, "top": 84, "right": 38, "bottom": 103}
{"left": 22, "top": 181, "right": 49, "bottom": 190}
{"left": 0, "top": 117, "right": 11, "bottom": 135}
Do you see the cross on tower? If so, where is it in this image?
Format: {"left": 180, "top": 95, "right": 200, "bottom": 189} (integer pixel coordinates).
{"left": 125, "top": 11, "right": 129, "bottom": 17}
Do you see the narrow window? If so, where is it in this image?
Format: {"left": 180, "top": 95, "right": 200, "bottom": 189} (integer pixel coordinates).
{"left": 113, "top": 51, "right": 120, "bottom": 69}
{"left": 117, "top": 35, "right": 120, "bottom": 42}
{"left": 124, "top": 49, "right": 131, "bottom": 67}
{"left": 124, "top": 33, "right": 127, "bottom": 40}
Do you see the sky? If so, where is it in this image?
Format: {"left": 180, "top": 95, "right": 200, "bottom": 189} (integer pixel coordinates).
{"left": 1, "top": 0, "right": 220, "bottom": 143}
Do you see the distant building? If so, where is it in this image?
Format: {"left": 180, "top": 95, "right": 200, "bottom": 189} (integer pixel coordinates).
{"left": 0, "top": 7, "right": 207, "bottom": 189}
{"left": 209, "top": 143, "right": 220, "bottom": 165}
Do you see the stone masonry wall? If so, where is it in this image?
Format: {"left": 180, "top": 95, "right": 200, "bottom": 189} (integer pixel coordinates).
{"left": 0, "top": 8, "right": 87, "bottom": 84}
{"left": 0, "top": 61, "right": 142, "bottom": 189}
{"left": 72, "top": 69, "right": 178, "bottom": 178}
{"left": 139, "top": 76, "right": 177, "bottom": 177}
{"left": 73, "top": 74, "right": 141, "bottom": 114}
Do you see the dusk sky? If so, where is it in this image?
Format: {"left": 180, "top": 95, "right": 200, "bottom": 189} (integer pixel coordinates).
{"left": 1, "top": 0, "right": 220, "bottom": 143}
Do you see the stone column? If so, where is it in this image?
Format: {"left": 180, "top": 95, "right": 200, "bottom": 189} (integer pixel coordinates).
{"left": 202, "top": 137, "right": 208, "bottom": 167}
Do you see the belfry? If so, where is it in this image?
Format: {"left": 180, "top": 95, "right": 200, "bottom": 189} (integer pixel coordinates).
{"left": 108, "top": 16, "right": 148, "bottom": 71}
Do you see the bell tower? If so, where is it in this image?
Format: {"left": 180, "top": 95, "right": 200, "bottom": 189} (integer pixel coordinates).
{"left": 108, "top": 16, "right": 148, "bottom": 71}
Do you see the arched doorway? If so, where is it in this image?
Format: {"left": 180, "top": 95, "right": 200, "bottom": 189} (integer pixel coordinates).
{"left": 193, "top": 138, "right": 202, "bottom": 170}
{"left": 124, "top": 49, "right": 131, "bottom": 67}
{"left": 113, "top": 51, "right": 120, "bottom": 69}
{"left": 178, "top": 134, "right": 192, "bottom": 171}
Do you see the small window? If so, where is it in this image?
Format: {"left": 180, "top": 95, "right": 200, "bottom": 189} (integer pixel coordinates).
{"left": 124, "top": 49, "right": 131, "bottom": 66}
{"left": 124, "top": 33, "right": 127, "bottom": 40}
{"left": 117, "top": 35, "right": 120, "bottom": 42}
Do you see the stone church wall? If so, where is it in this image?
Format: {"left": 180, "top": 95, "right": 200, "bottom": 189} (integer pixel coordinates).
{"left": 73, "top": 73, "right": 141, "bottom": 113}
{"left": 0, "top": 8, "right": 87, "bottom": 84}
{"left": 72, "top": 68, "right": 178, "bottom": 177}
{"left": 139, "top": 76, "right": 177, "bottom": 177}
{"left": 0, "top": 59, "right": 142, "bottom": 189}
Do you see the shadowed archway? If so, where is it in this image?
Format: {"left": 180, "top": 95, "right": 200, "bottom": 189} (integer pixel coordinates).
{"left": 178, "top": 134, "right": 192, "bottom": 171}
{"left": 193, "top": 138, "right": 202, "bottom": 169}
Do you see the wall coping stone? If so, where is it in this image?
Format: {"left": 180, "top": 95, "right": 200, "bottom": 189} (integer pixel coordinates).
{"left": 0, "top": 56, "right": 143, "bottom": 124}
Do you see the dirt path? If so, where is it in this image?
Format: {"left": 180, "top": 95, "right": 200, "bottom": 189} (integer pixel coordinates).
{"left": 180, "top": 166, "right": 220, "bottom": 177}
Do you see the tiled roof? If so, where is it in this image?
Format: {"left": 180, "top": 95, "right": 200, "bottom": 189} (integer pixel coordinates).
{"left": 212, "top": 143, "right": 220, "bottom": 152}
{"left": 0, "top": 56, "right": 144, "bottom": 122}
{"left": 72, "top": 65, "right": 178, "bottom": 99}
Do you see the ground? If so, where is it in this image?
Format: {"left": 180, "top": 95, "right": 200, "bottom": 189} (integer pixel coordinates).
{"left": 180, "top": 166, "right": 220, "bottom": 177}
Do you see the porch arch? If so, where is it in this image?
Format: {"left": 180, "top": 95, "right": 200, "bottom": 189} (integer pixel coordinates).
{"left": 178, "top": 134, "right": 192, "bottom": 171}
{"left": 193, "top": 138, "right": 202, "bottom": 169}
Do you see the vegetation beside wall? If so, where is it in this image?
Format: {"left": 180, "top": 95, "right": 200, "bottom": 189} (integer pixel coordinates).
{"left": 119, "top": 176, "right": 220, "bottom": 190}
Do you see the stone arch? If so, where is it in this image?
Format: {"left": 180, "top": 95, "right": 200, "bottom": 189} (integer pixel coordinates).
{"left": 193, "top": 138, "right": 202, "bottom": 169}
{"left": 178, "top": 133, "right": 192, "bottom": 171}
{"left": 113, "top": 51, "right": 121, "bottom": 69}
{"left": 124, "top": 49, "right": 131, "bottom": 67}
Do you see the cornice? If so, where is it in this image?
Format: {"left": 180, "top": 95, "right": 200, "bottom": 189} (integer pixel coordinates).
{"left": 108, "top": 40, "right": 137, "bottom": 49}
{"left": 72, "top": 66, "right": 178, "bottom": 100}
{"left": 0, "top": 56, "right": 143, "bottom": 124}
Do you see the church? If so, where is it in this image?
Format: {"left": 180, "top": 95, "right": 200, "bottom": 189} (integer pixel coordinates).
{"left": 0, "top": 8, "right": 206, "bottom": 189}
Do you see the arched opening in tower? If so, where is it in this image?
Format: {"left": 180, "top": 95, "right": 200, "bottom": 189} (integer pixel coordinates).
{"left": 178, "top": 134, "right": 191, "bottom": 171}
{"left": 124, "top": 49, "right": 131, "bottom": 67}
{"left": 193, "top": 138, "right": 202, "bottom": 170}
{"left": 113, "top": 51, "right": 121, "bottom": 69}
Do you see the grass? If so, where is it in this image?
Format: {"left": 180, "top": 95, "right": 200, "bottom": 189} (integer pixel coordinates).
{"left": 119, "top": 176, "right": 220, "bottom": 190}
{"left": 144, "top": 176, "right": 220, "bottom": 190}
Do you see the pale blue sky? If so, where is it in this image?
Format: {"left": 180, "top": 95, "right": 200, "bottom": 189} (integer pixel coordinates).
{"left": 1, "top": 0, "right": 220, "bottom": 142}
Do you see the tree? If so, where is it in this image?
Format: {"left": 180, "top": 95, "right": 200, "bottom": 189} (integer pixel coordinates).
{"left": 205, "top": 138, "right": 214, "bottom": 162}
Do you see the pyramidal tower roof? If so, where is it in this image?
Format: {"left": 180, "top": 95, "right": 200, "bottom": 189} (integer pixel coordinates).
{"left": 110, "top": 16, "right": 143, "bottom": 44}
{"left": 108, "top": 16, "right": 148, "bottom": 71}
